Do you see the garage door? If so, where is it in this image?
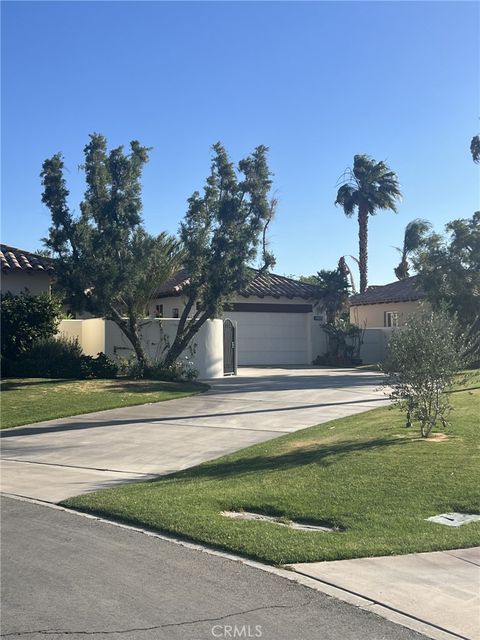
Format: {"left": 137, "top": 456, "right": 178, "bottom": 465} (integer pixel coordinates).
{"left": 226, "top": 311, "right": 309, "bottom": 365}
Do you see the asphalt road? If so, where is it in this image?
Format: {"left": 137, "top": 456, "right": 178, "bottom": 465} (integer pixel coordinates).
{"left": 0, "top": 496, "right": 426, "bottom": 640}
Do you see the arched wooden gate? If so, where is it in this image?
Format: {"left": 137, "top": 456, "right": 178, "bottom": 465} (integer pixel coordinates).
{"left": 223, "top": 318, "right": 236, "bottom": 375}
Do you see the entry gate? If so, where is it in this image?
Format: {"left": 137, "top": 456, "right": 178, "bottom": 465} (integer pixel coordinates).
{"left": 223, "top": 319, "right": 236, "bottom": 375}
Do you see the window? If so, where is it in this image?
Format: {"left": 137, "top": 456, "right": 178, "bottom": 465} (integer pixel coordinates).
{"left": 385, "top": 311, "right": 399, "bottom": 327}
{"left": 155, "top": 304, "right": 163, "bottom": 318}
{"left": 172, "top": 308, "right": 179, "bottom": 318}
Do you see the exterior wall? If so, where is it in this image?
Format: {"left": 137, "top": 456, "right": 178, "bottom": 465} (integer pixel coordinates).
{"left": 148, "top": 294, "right": 324, "bottom": 318}
{"left": 58, "top": 319, "right": 106, "bottom": 356}
{"left": 149, "top": 294, "right": 326, "bottom": 366}
{"left": 310, "top": 316, "right": 328, "bottom": 361}
{"left": 359, "top": 328, "right": 396, "bottom": 364}
{"left": 59, "top": 318, "right": 224, "bottom": 379}
{"left": 350, "top": 300, "right": 423, "bottom": 328}
{"left": 1, "top": 272, "right": 51, "bottom": 296}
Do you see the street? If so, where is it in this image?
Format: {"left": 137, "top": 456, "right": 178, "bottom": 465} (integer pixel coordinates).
{"left": 0, "top": 496, "right": 426, "bottom": 640}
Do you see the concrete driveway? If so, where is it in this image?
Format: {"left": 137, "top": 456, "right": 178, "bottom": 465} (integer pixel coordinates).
{"left": 1, "top": 367, "right": 387, "bottom": 502}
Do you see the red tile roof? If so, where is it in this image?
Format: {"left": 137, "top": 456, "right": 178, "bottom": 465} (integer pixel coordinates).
{"left": 0, "top": 244, "right": 55, "bottom": 274}
{"left": 156, "top": 269, "right": 316, "bottom": 300}
{"left": 237, "top": 271, "right": 316, "bottom": 299}
{"left": 349, "top": 276, "right": 425, "bottom": 306}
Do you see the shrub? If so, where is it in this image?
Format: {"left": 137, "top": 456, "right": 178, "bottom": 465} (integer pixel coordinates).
{"left": 382, "top": 306, "right": 467, "bottom": 437}
{"left": 313, "top": 353, "right": 362, "bottom": 367}
{"left": 146, "top": 357, "right": 198, "bottom": 381}
{"left": 89, "top": 352, "right": 120, "bottom": 379}
{"left": 5, "top": 336, "right": 118, "bottom": 379}
{"left": 117, "top": 354, "right": 198, "bottom": 381}
{"left": 1, "top": 292, "right": 62, "bottom": 360}
{"left": 313, "top": 321, "right": 364, "bottom": 366}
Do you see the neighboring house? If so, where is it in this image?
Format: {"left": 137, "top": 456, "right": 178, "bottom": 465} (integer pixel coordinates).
{"left": 0, "top": 244, "right": 54, "bottom": 296}
{"left": 151, "top": 270, "right": 327, "bottom": 366}
{"left": 349, "top": 276, "right": 426, "bottom": 328}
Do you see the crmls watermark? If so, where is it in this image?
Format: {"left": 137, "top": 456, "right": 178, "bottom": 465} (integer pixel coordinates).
{"left": 211, "top": 624, "right": 263, "bottom": 638}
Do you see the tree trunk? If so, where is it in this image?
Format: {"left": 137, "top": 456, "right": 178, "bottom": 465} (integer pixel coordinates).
{"left": 163, "top": 312, "right": 211, "bottom": 368}
{"left": 358, "top": 205, "right": 369, "bottom": 293}
{"left": 126, "top": 324, "right": 149, "bottom": 372}
{"left": 109, "top": 307, "right": 149, "bottom": 374}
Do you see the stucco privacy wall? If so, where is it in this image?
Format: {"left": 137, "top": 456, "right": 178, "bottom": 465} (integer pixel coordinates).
{"left": 59, "top": 319, "right": 105, "bottom": 356}
{"left": 350, "top": 300, "right": 422, "bottom": 328}
{"left": 59, "top": 318, "right": 224, "bottom": 379}
{"left": 2, "top": 272, "right": 51, "bottom": 296}
{"left": 359, "top": 328, "right": 395, "bottom": 364}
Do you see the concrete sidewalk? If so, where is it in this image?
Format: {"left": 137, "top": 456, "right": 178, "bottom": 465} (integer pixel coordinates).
{"left": 1, "top": 366, "right": 386, "bottom": 502}
{"left": 288, "top": 547, "right": 480, "bottom": 640}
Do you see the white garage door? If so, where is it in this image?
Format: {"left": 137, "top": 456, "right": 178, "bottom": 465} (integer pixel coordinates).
{"left": 227, "top": 311, "right": 309, "bottom": 365}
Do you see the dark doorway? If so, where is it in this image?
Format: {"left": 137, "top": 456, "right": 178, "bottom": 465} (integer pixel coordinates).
{"left": 223, "top": 319, "right": 236, "bottom": 375}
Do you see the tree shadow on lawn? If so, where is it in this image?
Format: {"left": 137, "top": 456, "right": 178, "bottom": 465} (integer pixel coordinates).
{"left": 0, "top": 378, "right": 76, "bottom": 391}
{"left": 0, "top": 378, "right": 205, "bottom": 394}
{"left": 154, "top": 436, "right": 411, "bottom": 483}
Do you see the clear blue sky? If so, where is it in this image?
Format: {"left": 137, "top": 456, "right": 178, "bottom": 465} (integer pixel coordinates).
{"left": 2, "top": 1, "right": 479, "bottom": 285}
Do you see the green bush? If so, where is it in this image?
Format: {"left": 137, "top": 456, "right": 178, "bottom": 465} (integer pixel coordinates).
{"left": 117, "top": 355, "right": 198, "bottom": 381}
{"left": 382, "top": 306, "right": 467, "bottom": 437}
{"left": 5, "top": 336, "right": 118, "bottom": 379}
{"left": 1, "top": 292, "right": 62, "bottom": 360}
{"left": 89, "top": 352, "right": 119, "bottom": 379}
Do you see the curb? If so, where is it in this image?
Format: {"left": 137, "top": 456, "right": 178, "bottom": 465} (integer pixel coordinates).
{"left": 1, "top": 491, "right": 467, "bottom": 640}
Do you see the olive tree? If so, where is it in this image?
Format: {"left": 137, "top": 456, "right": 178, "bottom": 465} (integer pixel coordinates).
{"left": 382, "top": 307, "right": 467, "bottom": 438}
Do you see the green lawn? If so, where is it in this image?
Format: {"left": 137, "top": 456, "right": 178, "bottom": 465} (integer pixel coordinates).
{"left": 63, "top": 374, "right": 480, "bottom": 565}
{"left": 0, "top": 378, "right": 208, "bottom": 429}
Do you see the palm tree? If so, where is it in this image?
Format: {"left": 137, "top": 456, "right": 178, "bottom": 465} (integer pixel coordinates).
{"left": 335, "top": 155, "right": 402, "bottom": 293}
{"left": 394, "top": 218, "right": 432, "bottom": 280}
{"left": 313, "top": 267, "right": 350, "bottom": 324}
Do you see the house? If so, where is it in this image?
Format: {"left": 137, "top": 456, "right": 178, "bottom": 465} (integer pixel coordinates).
{"left": 150, "top": 270, "right": 327, "bottom": 366}
{"left": 0, "top": 244, "right": 54, "bottom": 296}
{"left": 349, "top": 276, "right": 426, "bottom": 328}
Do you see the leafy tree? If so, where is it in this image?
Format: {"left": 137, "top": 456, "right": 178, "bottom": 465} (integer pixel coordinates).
{"left": 298, "top": 274, "right": 318, "bottom": 285}
{"left": 394, "top": 218, "right": 432, "bottom": 280}
{"left": 413, "top": 212, "right": 480, "bottom": 352}
{"left": 163, "top": 143, "right": 275, "bottom": 366}
{"left": 41, "top": 133, "right": 182, "bottom": 373}
{"left": 383, "top": 307, "right": 467, "bottom": 438}
{"left": 1, "top": 292, "right": 62, "bottom": 361}
{"left": 470, "top": 135, "right": 480, "bottom": 163}
{"left": 335, "top": 155, "right": 402, "bottom": 293}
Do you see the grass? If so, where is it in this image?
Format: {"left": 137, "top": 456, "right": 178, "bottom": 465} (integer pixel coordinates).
{"left": 0, "top": 378, "right": 208, "bottom": 429}
{"left": 63, "top": 372, "right": 480, "bottom": 565}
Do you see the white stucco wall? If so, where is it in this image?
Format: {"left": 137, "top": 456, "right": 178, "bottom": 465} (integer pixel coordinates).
{"left": 59, "top": 318, "right": 224, "bottom": 379}
{"left": 1, "top": 272, "right": 51, "bottom": 296}
{"left": 105, "top": 318, "right": 224, "bottom": 379}
{"left": 58, "top": 319, "right": 106, "bottom": 356}
{"left": 310, "top": 315, "right": 328, "bottom": 361}
{"left": 359, "top": 328, "right": 396, "bottom": 364}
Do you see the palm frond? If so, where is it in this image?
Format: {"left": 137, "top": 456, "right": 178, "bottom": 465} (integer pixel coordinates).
{"left": 335, "top": 184, "right": 357, "bottom": 217}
